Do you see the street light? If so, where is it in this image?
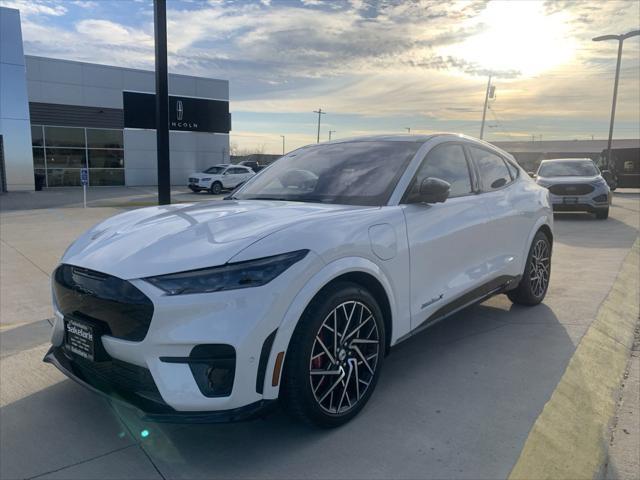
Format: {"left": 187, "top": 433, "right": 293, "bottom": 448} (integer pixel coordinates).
{"left": 592, "top": 30, "right": 640, "bottom": 168}
{"left": 153, "top": 0, "right": 170, "bottom": 205}
{"left": 280, "top": 135, "right": 285, "bottom": 155}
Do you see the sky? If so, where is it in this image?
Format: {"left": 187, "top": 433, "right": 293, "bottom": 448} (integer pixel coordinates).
{"left": 2, "top": 0, "right": 639, "bottom": 154}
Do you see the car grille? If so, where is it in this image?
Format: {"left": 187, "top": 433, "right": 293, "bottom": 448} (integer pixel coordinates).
{"left": 548, "top": 184, "right": 594, "bottom": 196}
{"left": 53, "top": 265, "right": 154, "bottom": 341}
{"left": 188, "top": 177, "right": 198, "bottom": 183}
{"left": 71, "top": 354, "right": 163, "bottom": 403}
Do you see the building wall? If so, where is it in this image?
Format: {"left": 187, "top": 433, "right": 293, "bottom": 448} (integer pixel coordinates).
{"left": 124, "top": 130, "right": 228, "bottom": 186}
{"left": 24, "top": 55, "right": 229, "bottom": 187}
{"left": 0, "top": 7, "right": 34, "bottom": 191}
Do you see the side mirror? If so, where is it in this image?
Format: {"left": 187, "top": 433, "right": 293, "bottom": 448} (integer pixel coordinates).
{"left": 409, "top": 177, "right": 450, "bottom": 204}
{"left": 528, "top": 171, "right": 536, "bottom": 178}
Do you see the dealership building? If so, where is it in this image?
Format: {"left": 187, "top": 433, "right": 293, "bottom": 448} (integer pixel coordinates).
{"left": 0, "top": 7, "right": 230, "bottom": 191}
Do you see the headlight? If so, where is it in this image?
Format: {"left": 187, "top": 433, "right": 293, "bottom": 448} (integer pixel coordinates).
{"left": 145, "top": 250, "right": 309, "bottom": 295}
{"left": 200, "top": 177, "right": 212, "bottom": 181}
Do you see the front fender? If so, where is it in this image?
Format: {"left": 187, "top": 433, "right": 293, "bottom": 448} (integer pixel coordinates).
{"left": 260, "top": 256, "right": 399, "bottom": 400}
{"left": 521, "top": 210, "right": 553, "bottom": 273}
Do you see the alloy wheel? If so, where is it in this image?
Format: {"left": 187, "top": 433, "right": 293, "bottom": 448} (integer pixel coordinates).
{"left": 309, "top": 301, "right": 380, "bottom": 415}
{"left": 529, "top": 239, "right": 550, "bottom": 298}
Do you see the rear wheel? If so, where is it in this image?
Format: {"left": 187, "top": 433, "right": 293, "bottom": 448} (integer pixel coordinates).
{"left": 281, "top": 282, "right": 385, "bottom": 428}
{"left": 209, "top": 182, "right": 222, "bottom": 195}
{"left": 595, "top": 208, "right": 609, "bottom": 219}
{"left": 507, "top": 231, "right": 551, "bottom": 306}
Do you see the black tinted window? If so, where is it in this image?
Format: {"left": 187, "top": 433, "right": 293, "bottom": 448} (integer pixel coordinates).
{"left": 470, "top": 147, "right": 511, "bottom": 191}
{"left": 412, "top": 144, "right": 472, "bottom": 197}
{"left": 235, "top": 141, "right": 421, "bottom": 206}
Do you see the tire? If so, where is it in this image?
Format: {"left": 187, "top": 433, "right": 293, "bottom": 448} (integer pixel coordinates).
{"left": 507, "top": 230, "right": 551, "bottom": 306}
{"left": 595, "top": 208, "right": 609, "bottom": 220}
{"left": 281, "top": 281, "right": 386, "bottom": 428}
{"left": 209, "top": 182, "right": 222, "bottom": 195}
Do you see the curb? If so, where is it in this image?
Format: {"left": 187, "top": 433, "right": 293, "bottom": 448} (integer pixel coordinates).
{"left": 509, "top": 240, "right": 640, "bottom": 480}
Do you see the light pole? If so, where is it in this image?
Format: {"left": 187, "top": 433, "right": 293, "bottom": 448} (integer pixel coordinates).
{"left": 593, "top": 30, "right": 640, "bottom": 168}
{"left": 479, "top": 74, "right": 492, "bottom": 140}
{"left": 313, "top": 108, "right": 326, "bottom": 143}
{"left": 405, "top": 127, "right": 411, "bottom": 133}
{"left": 328, "top": 130, "right": 336, "bottom": 140}
{"left": 153, "top": 0, "right": 170, "bottom": 205}
{"left": 280, "top": 135, "right": 285, "bottom": 155}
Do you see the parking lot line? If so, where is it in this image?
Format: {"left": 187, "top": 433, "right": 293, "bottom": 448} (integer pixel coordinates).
{"left": 509, "top": 240, "right": 639, "bottom": 480}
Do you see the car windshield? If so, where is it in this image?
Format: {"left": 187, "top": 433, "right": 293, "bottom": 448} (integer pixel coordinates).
{"left": 538, "top": 161, "right": 599, "bottom": 177}
{"left": 204, "top": 166, "right": 225, "bottom": 174}
{"left": 233, "top": 141, "right": 421, "bottom": 206}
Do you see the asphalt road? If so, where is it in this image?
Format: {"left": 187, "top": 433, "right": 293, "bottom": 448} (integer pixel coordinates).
{"left": 1, "top": 191, "right": 638, "bottom": 480}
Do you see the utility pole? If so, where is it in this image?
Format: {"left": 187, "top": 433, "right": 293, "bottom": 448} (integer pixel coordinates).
{"left": 153, "top": 0, "right": 170, "bottom": 205}
{"left": 479, "top": 74, "right": 492, "bottom": 140}
{"left": 313, "top": 108, "right": 326, "bottom": 143}
{"left": 405, "top": 127, "right": 411, "bottom": 133}
{"left": 593, "top": 30, "right": 640, "bottom": 168}
{"left": 329, "top": 130, "right": 336, "bottom": 140}
{"left": 280, "top": 135, "right": 285, "bottom": 155}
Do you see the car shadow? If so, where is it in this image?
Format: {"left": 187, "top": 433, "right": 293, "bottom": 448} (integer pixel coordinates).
{"left": 1, "top": 297, "right": 577, "bottom": 479}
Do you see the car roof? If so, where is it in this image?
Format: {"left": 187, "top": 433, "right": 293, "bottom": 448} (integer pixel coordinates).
{"left": 540, "top": 158, "right": 593, "bottom": 163}
{"left": 318, "top": 133, "right": 513, "bottom": 159}
{"left": 323, "top": 132, "right": 506, "bottom": 147}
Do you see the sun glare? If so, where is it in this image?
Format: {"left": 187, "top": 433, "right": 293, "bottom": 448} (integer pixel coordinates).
{"left": 444, "top": 0, "right": 576, "bottom": 77}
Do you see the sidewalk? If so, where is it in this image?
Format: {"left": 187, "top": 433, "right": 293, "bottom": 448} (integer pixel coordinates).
{"left": 606, "top": 326, "right": 640, "bottom": 480}
{"left": 0, "top": 186, "right": 222, "bottom": 212}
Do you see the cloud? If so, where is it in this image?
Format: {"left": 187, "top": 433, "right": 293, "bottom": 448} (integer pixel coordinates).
{"left": 6, "top": 0, "right": 639, "bottom": 152}
{"left": 75, "top": 19, "right": 153, "bottom": 47}
{"left": 0, "top": 0, "right": 66, "bottom": 16}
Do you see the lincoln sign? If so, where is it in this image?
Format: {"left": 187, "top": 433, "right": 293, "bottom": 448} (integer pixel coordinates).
{"left": 123, "top": 91, "right": 231, "bottom": 133}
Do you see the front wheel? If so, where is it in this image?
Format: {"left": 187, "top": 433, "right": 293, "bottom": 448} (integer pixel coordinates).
{"left": 507, "top": 231, "right": 551, "bottom": 306}
{"left": 281, "top": 282, "right": 385, "bottom": 428}
{"left": 595, "top": 208, "right": 609, "bottom": 220}
{"left": 209, "top": 182, "right": 222, "bottom": 195}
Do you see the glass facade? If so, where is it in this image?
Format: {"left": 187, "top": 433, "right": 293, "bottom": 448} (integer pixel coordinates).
{"left": 31, "top": 125, "right": 125, "bottom": 187}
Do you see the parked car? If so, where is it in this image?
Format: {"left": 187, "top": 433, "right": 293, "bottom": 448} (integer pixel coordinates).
{"left": 45, "top": 134, "right": 553, "bottom": 427}
{"left": 534, "top": 158, "right": 611, "bottom": 219}
{"left": 188, "top": 164, "right": 255, "bottom": 194}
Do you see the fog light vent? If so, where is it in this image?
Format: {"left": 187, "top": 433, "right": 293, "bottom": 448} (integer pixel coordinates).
{"left": 593, "top": 194, "right": 608, "bottom": 202}
{"left": 188, "top": 344, "right": 236, "bottom": 398}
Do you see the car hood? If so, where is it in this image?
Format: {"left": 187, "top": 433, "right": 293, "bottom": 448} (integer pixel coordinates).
{"left": 62, "top": 200, "right": 368, "bottom": 279}
{"left": 537, "top": 175, "right": 601, "bottom": 184}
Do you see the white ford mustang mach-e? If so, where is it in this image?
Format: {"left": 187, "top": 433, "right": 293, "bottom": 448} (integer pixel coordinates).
{"left": 45, "top": 134, "right": 553, "bottom": 427}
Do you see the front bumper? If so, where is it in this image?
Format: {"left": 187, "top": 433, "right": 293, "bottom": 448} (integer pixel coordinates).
{"left": 188, "top": 183, "right": 209, "bottom": 191}
{"left": 46, "top": 252, "right": 322, "bottom": 414}
{"left": 44, "top": 345, "right": 277, "bottom": 423}
{"left": 548, "top": 190, "right": 610, "bottom": 213}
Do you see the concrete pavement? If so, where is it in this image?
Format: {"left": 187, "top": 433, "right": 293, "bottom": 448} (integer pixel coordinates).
{"left": 0, "top": 189, "right": 638, "bottom": 479}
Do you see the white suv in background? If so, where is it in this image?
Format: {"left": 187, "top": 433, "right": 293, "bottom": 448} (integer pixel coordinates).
{"left": 188, "top": 164, "right": 255, "bottom": 194}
